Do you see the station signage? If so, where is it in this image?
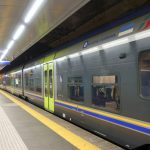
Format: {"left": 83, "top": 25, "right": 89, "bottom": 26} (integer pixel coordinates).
{"left": 0, "top": 61, "right": 10, "bottom": 66}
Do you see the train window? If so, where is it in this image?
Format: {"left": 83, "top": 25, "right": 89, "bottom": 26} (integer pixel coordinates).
{"left": 57, "top": 75, "right": 63, "bottom": 100}
{"left": 34, "top": 67, "right": 42, "bottom": 93}
{"left": 29, "top": 79, "right": 34, "bottom": 91}
{"left": 68, "top": 77, "right": 84, "bottom": 102}
{"left": 44, "top": 70, "right": 48, "bottom": 97}
{"left": 49, "top": 70, "right": 53, "bottom": 98}
{"left": 139, "top": 52, "right": 150, "bottom": 98}
{"left": 24, "top": 67, "right": 42, "bottom": 94}
{"left": 25, "top": 73, "right": 28, "bottom": 86}
{"left": 15, "top": 78, "right": 19, "bottom": 86}
{"left": 14, "top": 73, "right": 22, "bottom": 88}
{"left": 5, "top": 75, "right": 10, "bottom": 86}
{"left": 92, "top": 75, "right": 120, "bottom": 111}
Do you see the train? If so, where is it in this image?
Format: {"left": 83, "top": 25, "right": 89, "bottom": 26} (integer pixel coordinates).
{"left": 0, "top": 12, "right": 150, "bottom": 150}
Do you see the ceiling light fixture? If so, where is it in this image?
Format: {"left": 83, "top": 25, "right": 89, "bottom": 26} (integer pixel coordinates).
{"left": 0, "top": 40, "right": 15, "bottom": 61}
{"left": 24, "top": 0, "right": 44, "bottom": 23}
{"left": 0, "top": 49, "right": 9, "bottom": 61}
{"left": 7, "top": 40, "right": 15, "bottom": 50}
{"left": 13, "top": 24, "right": 25, "bottom": 40}
{"left": 0, "top": 0, "right": 45, "bottom": 61}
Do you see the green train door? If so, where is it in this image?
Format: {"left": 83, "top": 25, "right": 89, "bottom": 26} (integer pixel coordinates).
{"left": 44, "top": 63, "right": 54, "bottom": 112}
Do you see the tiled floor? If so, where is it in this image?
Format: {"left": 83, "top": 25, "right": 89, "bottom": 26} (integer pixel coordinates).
{"left": 0, "top": 91, "right": 123, "bottom": 150}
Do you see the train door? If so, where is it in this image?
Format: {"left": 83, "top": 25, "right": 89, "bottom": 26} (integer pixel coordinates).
{"left": 44, "top": 63, "right": 54, "bottom": 112}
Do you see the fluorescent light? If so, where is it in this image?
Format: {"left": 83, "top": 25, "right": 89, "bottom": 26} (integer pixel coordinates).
{"left": 81, "top": 46, "right": 100, "bottom": 55}
{"left": 0, "top": 40, "right": 15, "bottom": 61}
{"left": 13, "top": 24, "right": 25, "bottom": 40}
{"left": 0, "top": 49, "right": 9, "bottom": 61}
{"left": 24, "top": 0, "right": 44, "bottom": 23}
{"left": 7, "top": 40, "right": 15, "bottom": 50}
{"left": 135, "top": 29, "right": 150, "bottom": 40}
{"left": 0, "top": 0, "right": 45, "bottom": 61}
{"left": 69, "top": 53, "right": 80, "bottom": 58}
{"left": 102, "top": 37, "right": 129, "bottom": 49}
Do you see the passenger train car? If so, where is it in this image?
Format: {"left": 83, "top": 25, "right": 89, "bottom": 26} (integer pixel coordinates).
{"left": 0, "top": 13, "right": 150, "bottom": 149}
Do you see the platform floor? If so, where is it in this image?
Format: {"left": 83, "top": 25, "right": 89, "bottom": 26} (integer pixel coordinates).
{"left": 0, "top": 90, "right": 123, "bottom": 150}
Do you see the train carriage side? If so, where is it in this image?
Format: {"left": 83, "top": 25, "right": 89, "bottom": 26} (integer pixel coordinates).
{"left": 23, "top": 60, "right": 44, "bottom": 108}
{"left": 23, "top": 54, "right": 55, "bottom": 112}
{"left": 11, "top": 69, "right": 23, "bottom": 96}
{"left": 0, "top": 73, "right": 12, "bottom": 92}
{"left": 0, "top": 74, "right": 9, "bottom": 91}
{"left": 53, "top": 30, "right": 150, "bottom": 149}
{"left": 0, "top": 13, "right": 150, "bottom": 150}
{"left": 1, "top": 68, "right": 23, "bottom": 96}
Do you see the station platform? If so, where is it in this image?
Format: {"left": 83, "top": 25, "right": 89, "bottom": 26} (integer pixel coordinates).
{"left": 0, "top": 90, "right": 123, "bottom": 150}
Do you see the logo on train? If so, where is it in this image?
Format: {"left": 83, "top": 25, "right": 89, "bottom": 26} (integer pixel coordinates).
{"left": 138, "top": 14, "right": 150, "bottom": 31}
{"left": 118, "top": 23, "right": 134, "bottom": 37}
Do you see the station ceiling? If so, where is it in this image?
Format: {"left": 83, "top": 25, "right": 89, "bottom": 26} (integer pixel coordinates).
{"left": 1, "top": 0, "right": 150, "bottom": 72}
{"left": 0, "top": 0, "right": 89, "bottom": 66}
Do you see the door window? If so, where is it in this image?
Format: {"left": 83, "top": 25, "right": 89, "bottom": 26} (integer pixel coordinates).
{"left": 44, "top": 70, "right": 48, "bottom": 97}
{"left": 49, "top": 70, "right": 53, "bottom": 98}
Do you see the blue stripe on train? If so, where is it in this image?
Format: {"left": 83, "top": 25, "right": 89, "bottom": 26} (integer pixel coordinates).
{"left": 55, "top": 102, "right": 78, "bottom": 111}
{"left": 25, "top": 92, "right": 43, "bottom": 101}
{"left": 55, "top": 101, "right": 150, "bottom": 135}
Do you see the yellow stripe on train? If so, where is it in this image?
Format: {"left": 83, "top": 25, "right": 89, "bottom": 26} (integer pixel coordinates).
{"left": 56, "top": 100, "right": 150, "bottom": 129}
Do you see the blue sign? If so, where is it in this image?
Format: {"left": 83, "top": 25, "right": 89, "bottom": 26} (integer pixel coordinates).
{"left": 0, "top": 61, "right": 10, "bottom": 65}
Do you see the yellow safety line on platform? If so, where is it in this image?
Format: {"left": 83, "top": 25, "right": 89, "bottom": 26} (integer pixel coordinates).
{"left": 0, "top": 90, "right": 100, "bottom": 150}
